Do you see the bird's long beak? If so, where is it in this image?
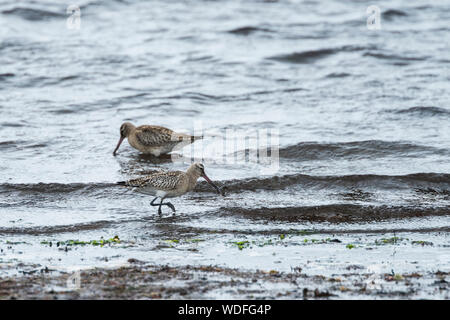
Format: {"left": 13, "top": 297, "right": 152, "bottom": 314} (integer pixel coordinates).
{"left": 202, "top": 173, "right": 223, "bottom": 196}
{"left": 113, "top": 136, "right": 125, "bottom": 156}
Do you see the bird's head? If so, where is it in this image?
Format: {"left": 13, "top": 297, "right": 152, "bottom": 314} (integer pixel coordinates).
{"left": 113, "top": 122, "right": 135, "bottom": 156}
{"left": 188, "top": 162, "right": 223, "bottom": 196}
{"left": 119, "top": 122, "right": 135, "bottom": 138}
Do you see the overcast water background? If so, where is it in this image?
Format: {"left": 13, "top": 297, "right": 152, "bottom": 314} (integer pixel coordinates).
{"left": 0, "top": 0, "right": 449, "bottom": 298}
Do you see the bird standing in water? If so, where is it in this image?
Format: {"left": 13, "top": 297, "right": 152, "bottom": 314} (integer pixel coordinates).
{"left": 113, "top": 122, "right": 202, "bottom": 156}
{"left": 117, "top": 163, "right": 223, "bottom": 214}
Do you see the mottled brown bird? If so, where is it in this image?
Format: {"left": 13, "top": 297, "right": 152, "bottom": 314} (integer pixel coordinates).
{"left": 117, "top": 163, "right": 223, "bottom": 214}
{"left": 113, "top": 122, "right": 202, "bottom": 156}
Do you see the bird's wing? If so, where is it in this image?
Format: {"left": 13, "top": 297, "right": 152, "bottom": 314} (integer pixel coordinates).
{"left": 124, "top": 171, "right": 185, "bottom": 191}
{"left": 135, "top": 125, "right": 174, "bottom": 147}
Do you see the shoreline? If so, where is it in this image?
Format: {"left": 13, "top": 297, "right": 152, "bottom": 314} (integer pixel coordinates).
{"left": 0, "top": 261, "right": 448, "bottom": 300}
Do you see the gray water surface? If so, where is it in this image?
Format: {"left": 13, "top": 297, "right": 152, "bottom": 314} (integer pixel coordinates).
{"left": 0, "top": 0, "right": 449, "bottom": 297}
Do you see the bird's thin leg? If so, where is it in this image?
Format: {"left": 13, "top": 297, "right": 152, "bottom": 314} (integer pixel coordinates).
{"left": 150, "top": 197, "right": 162, "bottom": 214}
{"left": 150, "top": 197, "right": 159, "bottom": 206}
{"left": 158, "top": 198, "right": 164, "bottom": 215}
{"left": 151, "top": 197, "right": 175, "bottom": 214}
{"left": 160, "top": 197, "right": 176, "bottom": 213}
{"left": 164, "top": 201, "right": 176, "bottom": 213}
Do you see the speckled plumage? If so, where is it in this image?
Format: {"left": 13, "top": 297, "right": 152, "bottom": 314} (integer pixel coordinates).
{"left": 117, "top": 163, "right": 222, "bottom": 214}
{"left": 113, "top": 122, "right": 202, "bottom": 156}
{"left": 122, "top": 170, "right": 190, "bottom": 196}
{"left": 134, "top": 125, "right": 175, "bottom": 145}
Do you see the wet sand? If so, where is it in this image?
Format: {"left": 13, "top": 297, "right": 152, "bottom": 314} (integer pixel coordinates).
{"left": 1, "top": 0, "right": 449, "bottom": 300}
{"left": 0, "top": 212, "right": 448, "bottom": 300}
{"left": 0, "top": 260, "right": 448, "bottom": 300}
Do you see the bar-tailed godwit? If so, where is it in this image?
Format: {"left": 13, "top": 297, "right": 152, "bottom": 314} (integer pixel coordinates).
{"left": 113, "top": 122, "right": 202, "bottom": 156}
{"left": 117, "top": 163, "right": 223, "bottom": 214}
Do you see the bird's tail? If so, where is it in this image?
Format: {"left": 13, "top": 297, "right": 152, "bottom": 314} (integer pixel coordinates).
{"left": 191, "top": 135, "right": 203, "bottom": 142}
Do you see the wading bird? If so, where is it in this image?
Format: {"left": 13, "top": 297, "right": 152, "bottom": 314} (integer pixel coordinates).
{"left": 113, "top": 122, "right": 202, "bottom": 156}
{"left": 117, "top": 163, "right": 223, "bottom": 214}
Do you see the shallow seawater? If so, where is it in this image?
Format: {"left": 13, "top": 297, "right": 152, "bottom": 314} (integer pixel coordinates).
{"left": 0, "top": 0, "right": 449, "bottom": 296}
